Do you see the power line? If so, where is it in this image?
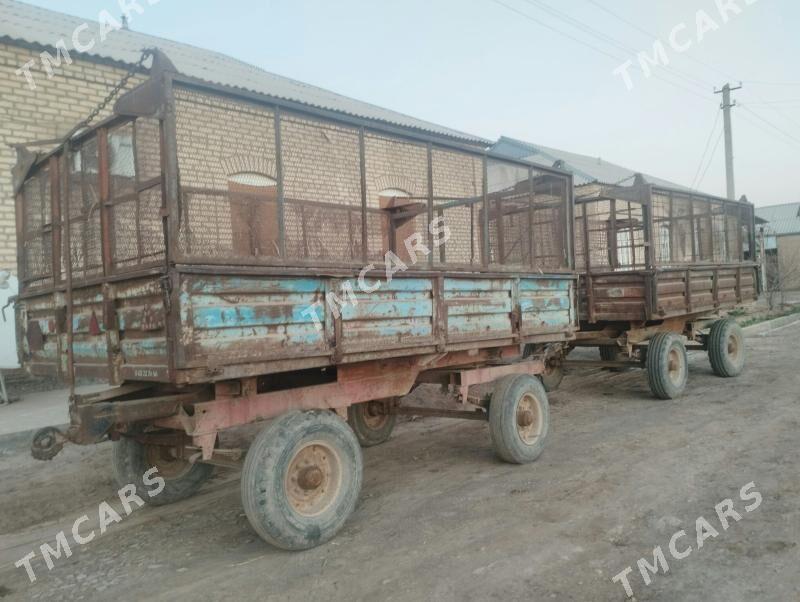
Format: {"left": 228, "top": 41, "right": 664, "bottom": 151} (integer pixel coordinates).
{"left": 740, "top": 94, "right": 800, "bottom": 133}
{"left": 489, "top": 0, "right": 623, "bottom": 62}
{"left": 744, "top": 80, "right": 800, "bottom": 87}
{"left": 488, "top": 0, "right": 714, "bottom": 104}
{"left": 738, "top": 103, "right": 800, "bottom": 148}
{"left": 520, "top": 0, "right": 711, "bottom": 92}
{"left": 744, "top": 99, "right": 800, "bottom": 106}
{"left": 582, "top": 0, "right": 738, "bottom": 83}
{"left": 737, "top": 112, "right": 800, "bottom": 154}
{"left": 695, "top": 127, "right": 723, "bottom": 191}
{"left": 582, "top": 0, "right": 800, "bottom": 156}
{"left": 690, "top": 108, "right": 721, "bottom": 190}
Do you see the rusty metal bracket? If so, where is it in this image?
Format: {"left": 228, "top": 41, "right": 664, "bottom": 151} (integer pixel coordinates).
{"left": 67, "top": 389, "right": 210, "bottom": 446}
{"left": 11, "top": 147, "right": 38, "bottom": 196}
{"left": 424, "top": 358, "right": 546, "bottom": 403}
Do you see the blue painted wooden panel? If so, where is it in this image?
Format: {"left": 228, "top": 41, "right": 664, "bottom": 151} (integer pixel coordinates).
{"left": 20, "top": 293, "right": 60, "bottom": 374}
{"left": 338, "top": 278, "right": 434, "bottom": 350}
{"left": 115, "top": 277, "right": 170, "bottom": 375}
{"left": 519, "top": 277, "right": 574, "bottom": 334}
{"left": 178, "top": 273, "right": 574, "bottom": 370}
{"left": 444, "top": 278, "right": 513, "bottom": 342}
{"left": 180, "top": 275, "right": 328, "bottom": 364}
{"left": 21, "top": 271, "right": 575, "bottom": 383}
{"left": 69, "top": 286, "right": 108, "bottom": 376}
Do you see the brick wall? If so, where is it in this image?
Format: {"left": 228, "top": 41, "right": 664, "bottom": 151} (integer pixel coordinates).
{"left": 170, "top": 83, "right": 569, "bottom": 270}
{"left": 171, "top": 84, "right": 492, "bottom": 265}
{"left": 0, "top": 41, "right": 144, "bottom": 274}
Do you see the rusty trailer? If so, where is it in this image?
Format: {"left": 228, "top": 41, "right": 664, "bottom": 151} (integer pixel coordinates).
{"left": 13, "top": 51, "right": 577, "bottom": 550}
{"left": 562, "top": 175, "right": 759, "bottom": 399}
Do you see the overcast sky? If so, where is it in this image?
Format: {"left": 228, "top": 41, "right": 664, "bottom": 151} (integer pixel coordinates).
{"left": 25, "top": 0, "right": 800, "bottom": 206}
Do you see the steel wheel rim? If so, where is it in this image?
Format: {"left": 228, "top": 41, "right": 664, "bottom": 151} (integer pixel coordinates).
{"left": 727, "top": 332, "right": 741, "bottom": 362}
{"left": 667, "top": 347, "right": 684, "bottom": 384}
{"left": 543, "top": 360, "right": 560, "bottom": 378}
{"left": 516, "top": 393, "right": 543, "bottom": 445}
{"left": 145, "top": 444, "right": 193, "bottom": 480}
{"left": 285, "top": 441, "right": 342, "bottom": 517}
{"left": 361, "top": 401, "right": 390, "bottom": 431}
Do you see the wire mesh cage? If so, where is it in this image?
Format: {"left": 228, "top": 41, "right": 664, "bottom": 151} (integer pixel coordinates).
{"left": 18, "top": 83, "right": 573, "bottom": 296}
{"left": 172, "top": 84, "right": 572, "bottom": 274}
{"left": 20, "top": 167, "right": 54, "bottom": 289}
{"left": 18, "top": 115, "right": 166, "bottom": 293}
{"left": 575, "top": 197, "right": 646, "bottom": 272}
{"left": 575, "top": 184, "right": 755, "bottom": 273}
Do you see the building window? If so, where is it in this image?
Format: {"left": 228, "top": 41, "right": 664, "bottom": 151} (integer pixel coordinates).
{"left": 228, "top": 173, "right": 279, "bottom": 256}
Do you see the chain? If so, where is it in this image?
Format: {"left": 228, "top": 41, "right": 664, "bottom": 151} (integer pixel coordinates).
{"left": 61, "top": 48, "right": 154, "bottom": 146}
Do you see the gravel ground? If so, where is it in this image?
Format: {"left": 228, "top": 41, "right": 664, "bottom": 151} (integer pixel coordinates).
{"left": 0, "top": 318, "right": 798, "bottom": 601}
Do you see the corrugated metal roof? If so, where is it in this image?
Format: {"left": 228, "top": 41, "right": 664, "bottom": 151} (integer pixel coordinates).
{"left": 0, "top": 0, "right": 489, "bottom": 146}
{"left": 756, "top": 202, "right": 800, "bottom": 236}
{"left": 492, "top": 136, "right": 694, "bottom": 192}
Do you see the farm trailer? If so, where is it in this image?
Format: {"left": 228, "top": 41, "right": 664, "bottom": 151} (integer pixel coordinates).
{"left": 13, "top": 50, "right": 577, "bottom": 550}
{"left": 556, "top": 175, "right": 759, "bottom": 399}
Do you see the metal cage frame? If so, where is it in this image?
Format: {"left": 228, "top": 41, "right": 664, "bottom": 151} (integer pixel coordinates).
{"left": 12, "top": 50, "right": 578, "bottom": 389}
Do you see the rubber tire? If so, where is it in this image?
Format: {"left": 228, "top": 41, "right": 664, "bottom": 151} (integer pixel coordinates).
{"left": 599, "top": 345, "right": 627, "bottom": 372}
{"left": 111, "top": 431, "right": 214, "bottom": 506}
{"left": 599, "top": 345, "right": 623, "bottom": 362}
{"left": 347, "top": 401, "right": 397, "bottom": 447}
{"left": 241, "top": 411, "right": 363, "bottom": 551}
{"left": 539, "top": 364, "right": 564, "bottom": 392}
{"left": 489, "top": 375, "right": 551, "bottom": 464}
{"left": 523, "top": 344, "right": 563, "bottom": 392}
{"left": 708, "top": 319, "right": 745, "bottom": 377}
{"left": 645, "top": 333, "right": 688, "bottom": 400}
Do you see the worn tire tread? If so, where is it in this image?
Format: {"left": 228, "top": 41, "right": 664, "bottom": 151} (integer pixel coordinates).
{"left": 489, "top": 374, "right": 550, "bottom": 464}
{"left": 111, "top": 431, "right": 213, "bottom": 506}
{"left": 347, "top": 402, "right": 397, "bottom": 447}
{"left": 240, "top": 411, "right": 363, "bottom": 551}
{"left": 708, "top": 319, "right": 745, "bottom": 377}
{"left": 645, "top": 332, "right": 688, "bottom": 400}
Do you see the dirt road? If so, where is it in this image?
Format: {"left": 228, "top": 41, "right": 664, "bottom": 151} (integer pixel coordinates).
{"left": 1, "top": 319, "right": 798, "bottom": 601}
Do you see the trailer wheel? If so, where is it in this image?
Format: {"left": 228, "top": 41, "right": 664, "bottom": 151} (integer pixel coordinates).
{"left": 523, "top": 344, "right": 563, "bottom": 392}
{"left": 241, "top": 411, "right": 363, "bottom": 551}
{"left": 599, "top": 345, "right": 628, "bottom": 372}
{"left": 347, "top": 399, "right": 397, "bottom": 447}
{"left": 111, "top": 430, "right": 214, "bottom": 506}
{"left": 645, "top": 333, "right": 688, "bottom": 400}
{"left": 539, "top": 361, "right": 564, "bottom": 392}
{"left": 708, "top": 319, "right": 745, "bottom": 377}
{"left": 489, "top": 375, "right": 550, "bottom": 464}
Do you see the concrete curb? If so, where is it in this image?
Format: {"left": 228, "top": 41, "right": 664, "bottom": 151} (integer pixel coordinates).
{"left": 0, "top": 423, "right": 68, "bottom": 456}
{"left": 742, "top": 313, "right": 800, "bottom": 336}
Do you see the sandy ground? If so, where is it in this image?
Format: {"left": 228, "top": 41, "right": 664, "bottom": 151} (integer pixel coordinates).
{"left": 0, "top": 319, "right": 798, "bottom": 601}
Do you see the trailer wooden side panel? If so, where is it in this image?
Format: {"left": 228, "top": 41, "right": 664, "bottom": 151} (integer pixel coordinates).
{"left": 174, "top": 272, "right": 577, "bottom": 383}
{"left": 579, "top": 264, "right": 759, "bottom": 323}
{"left": 579, "top": 272, "right": 648, "bottom": 323}
{"left": 17, "top": 275, "right": 169, "bottom": 384}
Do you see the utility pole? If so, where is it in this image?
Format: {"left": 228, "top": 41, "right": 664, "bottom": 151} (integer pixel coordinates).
{"left": 714, "top": 82, "right": 742, "bottom": 200}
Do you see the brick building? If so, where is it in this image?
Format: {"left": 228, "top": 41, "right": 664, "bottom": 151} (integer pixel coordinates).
{"left": 0, "top": 0, "right": 487, "bottom": 276}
